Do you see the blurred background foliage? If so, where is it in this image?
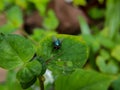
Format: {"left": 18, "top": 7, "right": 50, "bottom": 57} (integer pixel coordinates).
{"left": 0, "top": 0, "right": 120, "bottom": 90}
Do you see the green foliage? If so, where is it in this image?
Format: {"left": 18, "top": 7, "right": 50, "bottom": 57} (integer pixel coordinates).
{"left": 43, "top": 10, "right": 59, "bottom": 30}
{"left": 0, "top": 5, "right": 23, "bottom": 34}
{"left": 55, "top": 69, "right": 112, "bottom": 90}
{"left": 0, "top": 34, "right": 36, "bottom": 69}
{"left": 112, "top": 76, "right": 120, "bottom": 90}
{"left": 111, "top": 45, "right": 120, "bottom": 61}
{"left": 105, "top": 0, "right": 120, "bottom": 39}
{"left": 30, "top": 28, "right": 56, "bottom": 42}
{"left": 0, "top": 0, "right": 120, "bottom": 90}
{"left": 6, "top": 6, "right": 23, "bottom": 28}
{"left": 73, "top": 0, "right": 87, "bottom": 6}
{"left": 17, "top": 60, "right": 42, "bottom": 89}
{"left": 88, "top": 7, "right": 105, "bottom": 19}
{"left": 37, "top": 34, "right": 88, "bottom": 74}
{"left": 29, "top": 0, "right": 50, "bottom": 16}
{"left": 79, "top": 16, "right": 91, "bottom": 35}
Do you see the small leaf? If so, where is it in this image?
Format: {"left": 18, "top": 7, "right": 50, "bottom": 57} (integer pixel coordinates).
{"left": 96, "top": 56, "right": 119, "bottom": 74}
{"left": 0, "top": 34, "right": 35, "bottom": 69}
{"left": 6, "top": 6, "right": 23, "bottom": 28}
{"left": 17, "top": 60, "right": 42, "bottom": 83}
{"left": 43, "top": 10, "right": 59, "bottom": 30}
{"left": 111, "top": 45, "right": 120, "bottom": 61}
{"left": 37, "top": 34, "right": 88, "bottom": 74}
{"left": 17, "top": 60, "right": 42, "bottom": 89}
{"left": 55, "top": 69, "right": 112, "bottom": 90}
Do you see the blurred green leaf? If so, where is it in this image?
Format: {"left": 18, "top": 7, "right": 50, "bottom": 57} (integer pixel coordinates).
{"left": 31, "top": 28, "right": 56, "bottom": 42}
{"left": 105, "top": 0, "right": 120, "bottom": 39}
{"left": 88, "top": 7, "right": 105, "bottom": 19}
{"left": 97, "top": 34, "right": 115, "bottom": 49}
{"left": 0, "top": 0, "right": 5, "bottom": 11}
{"left": 30, "top": 0, "right": 50, "bottom": 16}
{"left": 112, "top": 76, "right": 120, "bottom": 90}
{"left": 98, "top": 0, "right": 104, "bottom": 4}
{"left": 73, "top": 0, "right": 87, "bottom": 6}
{"left": 43, "top": 10, "right": 59, "bottom": 30}
{"left": 96, "top": 56, "right": 119, "bottom": 74}
{"left": 37, "top": 34, "right": 88, "bottom": 74}
{"left": 55, "top": 69, "right": 112, "bottom": 90}
{"left": 0, "top": 34, "right": 36, "bottom": 69}
{"left": 111, "top": 45, "right": 120, "bottom": 61}
{"left": 79, "top": 16, "right": 91, "bottom": 35}
{"left": 82, "top": 35, "right": 100, "bottom": 53}
{"left": 15, "top": 0, "right": 28, "bottom": 9}
{"left": 6, "top": 5, "right": 23, "bottom": 28}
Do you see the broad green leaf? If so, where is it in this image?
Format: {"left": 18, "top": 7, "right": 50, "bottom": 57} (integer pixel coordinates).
{"left": 55, "top": 69, "right": 112, "bottom": 90}
{"left": 17, "top": 60, "right": 42, "bottom": 89}
{"left": 96, "top": 56, "right": 119, "bottom": 74}
{"left": 0, "top": 34, "right": 35, "bottom": 69}
{"left": 37, "top": 34, "right": 88, "bottom": 74}
{"left": 111, "top": 45, "right": 120, "bottom": 61}
{"left": 6, "top": 6, "right": 23, "bottom": 28}
{"left": 43, "top": 10, "right": 59, "bottom": 30}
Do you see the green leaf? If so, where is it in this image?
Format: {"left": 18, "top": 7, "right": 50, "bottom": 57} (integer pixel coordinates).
{"left": 88, "top": 7, "right": 105, "bottom": 19}
{"left": 0, "top": 34, "right": 35, "bottom": 69}
{"left": 112, "top": 76, "right": 120, "bottom": 90}
{"left": 105, "top": 0, "right": 120, "bottom": 39}
{"left": 37, "top": 34, "right": 88, "bottom": 74}
{"left": 96, "top": 56, "right": 119, "bottom": 74}
{"left": 97, "top": 34, "right": 115, "bottom": 49}
{"left": 0, "top": 0, "right": 5, "bottom": 11}
{"left": 55, "top": 69, "right": 112, "bottom": 90}
{"left": 6, "top": 6, "right": 23, "bottom": 28}
{"left": 43, "top": 10, "right": 59, "bottom": 30}
{"left": 17, "top": 60, "right": 42, "bottom": 89}
{"left": 15, "top": 0, "right": 28, "bottom": 9}
{"left": 30, "top": 28, "right": 56, "bottom": 42}
{"left": 0, "top": 21, "right": 17, "bottom": 34}
{"left": 17, "top": 60, "right": 42, "bottom": 83}
{"left": 82, "top": 35, "right": 100, "bottom": 53}
{"left": 111, "top": 45, "right": 120, "bottom": 61}
{"left": 79, "top": 16, "right": 91, "bottom": 35}
{"left": 30, "top": 0, "right": 50, "bottom": 16}
{"left": 73, "top": 0, "right": 87, "bottom": 6}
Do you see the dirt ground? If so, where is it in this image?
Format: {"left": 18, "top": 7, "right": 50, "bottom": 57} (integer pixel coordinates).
{"left": 0, "top": 68, "right": 7, "bottom": 82}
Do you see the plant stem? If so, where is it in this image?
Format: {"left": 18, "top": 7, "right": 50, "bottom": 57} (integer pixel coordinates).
{"left": 39, "top": 76, "right": 45, "bottom": 90}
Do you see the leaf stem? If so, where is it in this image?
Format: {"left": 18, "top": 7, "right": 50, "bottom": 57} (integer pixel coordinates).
{"left": 38, "top": 76, "right": 45, "bottom": 90}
